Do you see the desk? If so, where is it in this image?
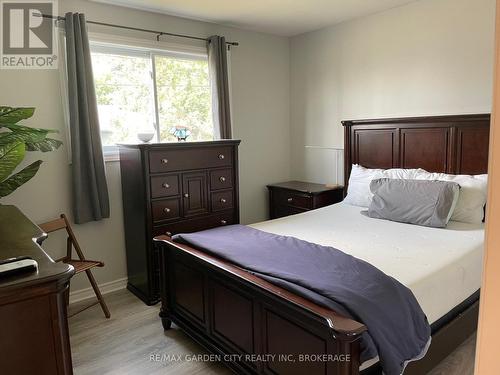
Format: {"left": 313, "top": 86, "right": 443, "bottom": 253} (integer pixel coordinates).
{"left": 0, "top": 205, "right": 74, "bottom": 375}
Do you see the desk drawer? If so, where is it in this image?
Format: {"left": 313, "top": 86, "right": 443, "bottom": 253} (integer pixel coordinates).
{"left": 273, "top": 190, "right": 313, "bottom": 210}
{"left": 149, "top": 147, "right": 233, "bottom": 173}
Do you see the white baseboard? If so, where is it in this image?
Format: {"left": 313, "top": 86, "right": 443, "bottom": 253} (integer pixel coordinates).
{"left": 69, "top": 277, "right": 128, "bottom": 304}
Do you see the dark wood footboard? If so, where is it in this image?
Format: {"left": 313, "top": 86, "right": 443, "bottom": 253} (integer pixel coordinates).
{"left": 154, "top": 235, "right": 366, "bottom": 375}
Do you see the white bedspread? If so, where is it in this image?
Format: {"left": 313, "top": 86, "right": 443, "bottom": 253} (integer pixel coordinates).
{"left": 250, "top": 202, "right": 484, "bottom": 325}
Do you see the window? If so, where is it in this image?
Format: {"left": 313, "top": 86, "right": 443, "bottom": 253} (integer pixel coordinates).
{"left": 90, "top": 42, "right": 214, "bottom": 156}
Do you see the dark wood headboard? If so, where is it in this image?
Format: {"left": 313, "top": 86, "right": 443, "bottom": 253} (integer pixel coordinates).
{"left": 342, "top": 114, "right": 491, "bottom": 190}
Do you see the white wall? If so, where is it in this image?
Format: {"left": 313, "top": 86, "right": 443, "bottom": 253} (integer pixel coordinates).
{"left": 0, "top": 0, "right": 290, "bottom": 293}
{"left": 290, "top": 0, "right": 496, "bottom": 184}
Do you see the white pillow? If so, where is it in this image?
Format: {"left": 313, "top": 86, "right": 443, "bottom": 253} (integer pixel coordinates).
{"left": 343, "top": 165, "right": 488, "bottom": 222}
{"left": 383, "top": 168, "right": 427, "bottom": 180}
{"left": 344, "top": 165, "right": 424, "bottom": 208}
{"left": 413, "top": 170, "right": 488, "bottom": 224}
{"left": 343, "top": 165, "right": 383, "bottom": 207}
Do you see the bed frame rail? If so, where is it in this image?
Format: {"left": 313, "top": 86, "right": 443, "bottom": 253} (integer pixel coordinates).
{"left": 155, "top": 235, "right": 366, "bottom": 375}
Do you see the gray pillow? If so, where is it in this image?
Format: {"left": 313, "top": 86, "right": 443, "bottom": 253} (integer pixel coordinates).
{"left": 367, "top": 178, "right": 460, "bottom": 228}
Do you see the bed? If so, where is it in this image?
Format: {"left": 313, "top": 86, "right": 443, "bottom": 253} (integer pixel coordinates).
{"left": 251, "top": 202, "right": 484, "bottom": 371}
{"left": 154, "top": 113, "right": 490, "bottom": 375}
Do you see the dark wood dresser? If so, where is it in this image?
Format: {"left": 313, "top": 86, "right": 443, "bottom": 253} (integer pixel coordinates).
{"left": 267, "top": 181, "right": 344, "bottom": 219}
{"left": 118, "top": 140, "right": 241, "bottom": 305}
{"left": 0, "top": 205, "right": 74, "bottom": 375}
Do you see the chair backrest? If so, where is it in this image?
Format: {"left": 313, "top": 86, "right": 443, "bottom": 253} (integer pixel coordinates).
{"left": 39, "top": 217, "right": 67, "bottom": 233}
{"left": 38, "top": 214, "right": 85, "bottom": 261}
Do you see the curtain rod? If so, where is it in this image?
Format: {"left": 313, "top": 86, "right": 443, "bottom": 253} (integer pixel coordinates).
{"left": 36, "top": 13, "right": 239, "bottom": 46}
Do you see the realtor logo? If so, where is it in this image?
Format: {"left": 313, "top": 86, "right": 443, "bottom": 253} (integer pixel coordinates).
{"left": 1, "top": 0, "right": 58, "bottom": 69}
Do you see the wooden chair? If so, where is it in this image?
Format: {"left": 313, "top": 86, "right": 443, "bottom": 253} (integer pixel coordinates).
{"left": 39, "top": 214, "right": 111, "bottom": 319}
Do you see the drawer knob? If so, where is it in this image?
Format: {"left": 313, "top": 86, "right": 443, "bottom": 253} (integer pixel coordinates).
{"left": 220, "top": 198, "right": 227, "bottom": 203}
{"left": 163, "top": 207, "right": 171, "bottom": 213}
{"left": 219, "top": 176, "right": 226, "bottom": 183}
{"left": 161, "top": 158, "right": 169, "bottom": 164}
{"left": 218, "top": 154, "right": 225, "bottom": 160}
{"left": 220, "top": 220, "right": 227, "bottom": 225}
{"left": 162, "top": 183, "right": 170, "bottom": 189}
{"left": 287, "top": 197, "right": 293, "bottom": 202}
{"left": 184, "top": 193, "right": 189, "bottom": 198}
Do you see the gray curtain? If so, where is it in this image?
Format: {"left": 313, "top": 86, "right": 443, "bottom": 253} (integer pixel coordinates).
{"left": 207, "top": 36, "right": 232, "bottom": 139}
{"left": 65, "top": 12, "right": 110, "bottom": 224}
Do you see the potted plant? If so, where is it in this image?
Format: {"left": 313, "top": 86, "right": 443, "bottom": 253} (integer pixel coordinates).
{"left": 0, "top": 106, "right": 62, "bottom": 198}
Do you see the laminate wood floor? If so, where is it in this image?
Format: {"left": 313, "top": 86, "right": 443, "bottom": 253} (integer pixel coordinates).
{"left": 69, "top": 289, "right": 476, "bottom": 375}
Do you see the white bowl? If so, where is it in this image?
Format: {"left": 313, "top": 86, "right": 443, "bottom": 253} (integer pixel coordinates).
{"left": 137, "top": 132, "right": 155, "bottom": 143}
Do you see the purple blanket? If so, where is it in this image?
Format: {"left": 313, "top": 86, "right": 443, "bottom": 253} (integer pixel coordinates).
{"left": 173, "top": 225, "right": 431, "bottom": 375}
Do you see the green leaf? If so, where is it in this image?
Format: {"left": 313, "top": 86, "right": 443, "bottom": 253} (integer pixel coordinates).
{"left": 0, "top": 122, "right": 58, "bottom": 133}
{"left": 0, "top": 160, "right": 42, "bottom": 198}
{"left": 0, "top": 142, "right": 25, "bottom": 182}
{"left": 0, "top": 107, "right": 35, "bottom": 123}
{"left": 0, "top": 128, "right": 48, "bottom": 146}
{"left": 0, "top": 128, "right": 63, "bottom": 152}
{"left": 26, "top": 138, "right": 63, "bottom": 152}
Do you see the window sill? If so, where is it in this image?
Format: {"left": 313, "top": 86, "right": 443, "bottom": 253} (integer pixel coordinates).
{"left": 104, "top": 152, "right": 120, "bottom": 163}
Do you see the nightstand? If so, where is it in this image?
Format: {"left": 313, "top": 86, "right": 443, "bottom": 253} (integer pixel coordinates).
{"left": 267, "top": 181, "right": 344, "bottom": 219}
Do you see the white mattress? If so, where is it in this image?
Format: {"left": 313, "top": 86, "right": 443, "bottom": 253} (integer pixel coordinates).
{"left": 250, "top": 202, "right": 484, "bottom": 325}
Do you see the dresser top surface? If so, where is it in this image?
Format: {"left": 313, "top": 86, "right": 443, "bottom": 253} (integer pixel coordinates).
{"left": 118, "top": 139, "right": 241, "bottom": 149}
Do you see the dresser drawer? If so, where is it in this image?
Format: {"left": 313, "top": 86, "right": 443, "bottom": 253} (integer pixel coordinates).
{"left": 153, "top": 211, "right": 235, "bottom": 237}
{"left": 211, "top": 190, "right": 234, "bottom": 212}
{"left": 273, "top": 190, "right": 313, "bottom": 210}
{"left": 149, "top": 147, "right": 233, "bottom": 173}
{"left": 152, "top": 198, "right": 181, "bottom": 222}
{"left": 210, "top": 168, "right": 233, "bottom": 190}
{"left": 150, "top": 174, "right": 180, "bottom": 198}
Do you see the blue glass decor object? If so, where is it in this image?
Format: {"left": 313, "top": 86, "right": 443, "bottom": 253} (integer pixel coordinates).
{"left": 170, "top": 126, "right": 191, "bottom": 141}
